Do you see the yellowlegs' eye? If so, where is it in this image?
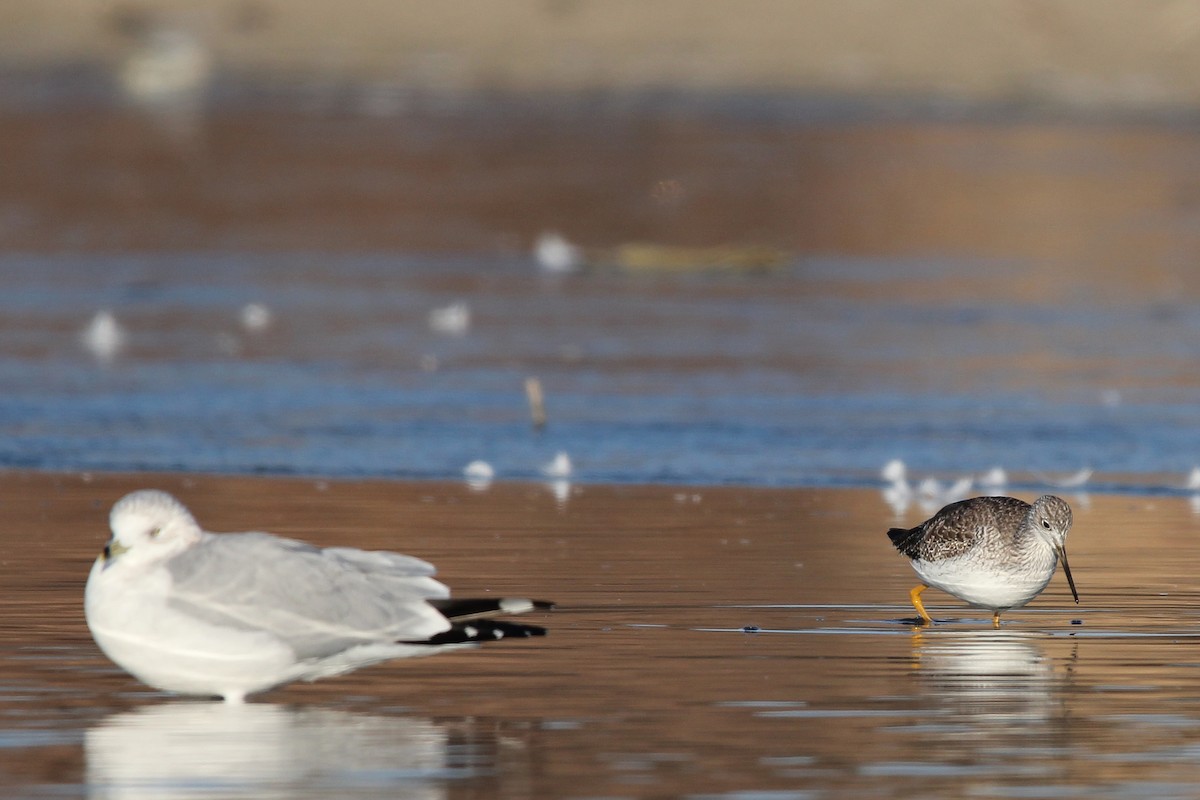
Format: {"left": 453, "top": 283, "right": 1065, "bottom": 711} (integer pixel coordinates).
{"left": 1041, "top": 520, "right": 1051, "bottom": 529}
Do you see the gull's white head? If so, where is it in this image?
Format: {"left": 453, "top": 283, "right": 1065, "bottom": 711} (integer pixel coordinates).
{"left": 104, "top": 490, "right": 202, "bottom": 565}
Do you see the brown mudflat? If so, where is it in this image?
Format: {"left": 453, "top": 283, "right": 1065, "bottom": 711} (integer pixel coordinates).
{"left": 2, "top": 470, "right": 1199, "bottom": 797}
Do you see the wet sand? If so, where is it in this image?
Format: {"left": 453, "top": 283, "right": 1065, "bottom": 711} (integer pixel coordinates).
{"left": 5, "top": 470, "right": 1200, "bottom": 797}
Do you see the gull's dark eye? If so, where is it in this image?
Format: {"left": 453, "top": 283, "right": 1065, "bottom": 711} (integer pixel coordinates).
{"left": 148, "top": 527, "right": 162, "bottom": 538}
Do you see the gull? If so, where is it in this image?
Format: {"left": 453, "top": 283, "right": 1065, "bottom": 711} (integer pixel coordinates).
{"left": 533, "top": 231, "right": 583, "bottom": 273}
{"left": 1185, "top": 467, "right": 1200, "bottom": 492}
{"left": 541, "top": 452, "right": 573, "bottom": 480}
{"left": 85, "top": 490, "right": 552, "bottom": 703}
{"left": 916, "top": 476, "right": 974, "bottom": 513}
{"left": 880, "top": 459, "right": 913, "bottom": 515}
{"left": 239, "top": 303, "right": 272, "bottom": 333}
{"left": 117, "top": 27, "right": 213, "bottom": 146}
{"left": 977, "top": 467, "right": 1008, "bottom": 493}
{"left": 428, "top": 302, "right": 470, "bottom": 336}
{"left": 463, "top": 460, "right": 495, "bottom": 491}
{"left": 81, "top": 310, "right": 126, "bottom": 363}
{"left": 943, "top": 477, "right": 975, "bottom": 502}
{"left": 1035, "top": 467, "right": 1092, "bottom": 489}
{"left": 880, "top": 459, "right": 907, "bottom": 485}
{"left": 539, "top": 452, "right": 572, "bottom": 506}
{"left": 119, "top": 28, "right": 212, "bottom": 110}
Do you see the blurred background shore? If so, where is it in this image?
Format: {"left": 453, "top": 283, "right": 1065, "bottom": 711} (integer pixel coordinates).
{"left": 4, "top": 2, "right": 1200, "bottom": 488}
{"left": 5, "top": 0, "right": 1200, "bottom": 110}
{"left": 2, "top": 3, "right": 1200, "bottom": 271}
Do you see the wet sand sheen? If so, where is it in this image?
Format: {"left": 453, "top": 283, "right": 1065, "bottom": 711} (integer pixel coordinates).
{"left": 4, "top": 471, "right": 1200, "bottom": 797}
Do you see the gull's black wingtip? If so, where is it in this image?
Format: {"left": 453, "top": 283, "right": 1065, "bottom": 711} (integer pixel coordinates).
{"left": 430, "top": 597, "right": 557, "bottom": 621}
{"left": 415, "top": 619, "right": 549, "bottom": 646}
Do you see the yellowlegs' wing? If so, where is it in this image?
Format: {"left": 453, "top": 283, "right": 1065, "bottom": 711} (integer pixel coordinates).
{"left": 888, "top": 495, "right": 1030, "bottom": 562}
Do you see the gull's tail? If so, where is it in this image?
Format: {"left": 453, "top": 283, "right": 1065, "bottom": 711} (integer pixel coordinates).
{"left": 430, "top": 597, "right": 555, "bottom": 621}
{"left": 409, "top": 598, "right": 555, "bottom": 646}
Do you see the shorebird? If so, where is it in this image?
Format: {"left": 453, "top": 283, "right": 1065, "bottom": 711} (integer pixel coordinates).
{"left": 887, "top": 494, "right": 1078, "bottom": 627}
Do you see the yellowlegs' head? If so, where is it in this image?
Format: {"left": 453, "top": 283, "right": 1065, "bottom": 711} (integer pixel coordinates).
{"left": 103, "top": 489, "right": 202, "bottom": 567}
{"left": 1030, "top": 494, "right": 1078, "bottom": 603}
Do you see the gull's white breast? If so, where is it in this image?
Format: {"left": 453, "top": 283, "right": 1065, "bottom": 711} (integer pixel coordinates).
{"left": 85, "top": 556, "right": 298, "bottom": 698}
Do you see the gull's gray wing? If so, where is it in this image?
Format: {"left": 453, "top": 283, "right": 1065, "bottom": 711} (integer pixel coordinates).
{"left": 164, "top": 532, "right": 452, "bottom": 660}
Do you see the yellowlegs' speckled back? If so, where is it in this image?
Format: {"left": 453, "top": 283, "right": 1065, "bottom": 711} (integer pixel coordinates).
{"left": 887, "top": 494, "right": 1078, "bottom": 627}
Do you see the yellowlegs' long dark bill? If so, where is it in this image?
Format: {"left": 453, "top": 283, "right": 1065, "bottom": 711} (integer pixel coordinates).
{"left": 1058, "top": 544, "right": 1079, "bottom": 604}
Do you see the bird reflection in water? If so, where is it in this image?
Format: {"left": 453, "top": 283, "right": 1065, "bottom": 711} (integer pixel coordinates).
{"left": 909, "top": 630, "right": 1075, "bottom": 729}
{"left": 85, "top": 703, "right": 523, "bottom": 799}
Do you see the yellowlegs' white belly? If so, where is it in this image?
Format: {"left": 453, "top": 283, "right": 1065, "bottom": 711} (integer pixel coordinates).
{"left": 909, "top": 551, "right": 1057, "bottom": 611}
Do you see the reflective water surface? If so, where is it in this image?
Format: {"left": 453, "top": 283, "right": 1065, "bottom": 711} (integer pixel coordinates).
{"left": 4, "top": 472, "right": 1200, "bottom": 798}
{"left": 8, "top": 251, "right": 1200, "bottom": 489}
{"left": 6, "top": 108, "right": 1200, "bottom": 488}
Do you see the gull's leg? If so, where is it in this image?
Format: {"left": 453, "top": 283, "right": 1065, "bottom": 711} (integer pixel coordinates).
{"left": 909, "top": 584, "right": 933, "bottom": 625}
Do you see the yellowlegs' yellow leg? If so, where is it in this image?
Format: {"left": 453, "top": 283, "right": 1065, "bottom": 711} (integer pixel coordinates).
{"left": 992, "top": 610, "right": 1001, "bottom": 628}
{"left": 909, "top": 584, "right": 933, "bottom": 625}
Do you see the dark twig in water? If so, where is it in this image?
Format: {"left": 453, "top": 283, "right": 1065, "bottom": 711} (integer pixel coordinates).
{"left": 526, "top": 376, "right": 547, "bottom": 431}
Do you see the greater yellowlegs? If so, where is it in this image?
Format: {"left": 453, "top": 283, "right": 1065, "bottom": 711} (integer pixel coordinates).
{"left": 887, "top": 494, "right": 1078, "bottom": 627}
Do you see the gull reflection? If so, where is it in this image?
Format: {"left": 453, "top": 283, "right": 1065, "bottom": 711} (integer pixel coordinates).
{"left": 86, "top": 703, "right": 456, "bottom": 800}
{"left": 540, "top": 452, "right": 573, "bottom": 507}
{"left": 911, "top": 630, "right": 1060, "bottom": 727}
{"left": 463, "top": 460, "right": 495, "bottom": 492}
{"left": 546, "top": 479, "right": 572, "bottom": 507}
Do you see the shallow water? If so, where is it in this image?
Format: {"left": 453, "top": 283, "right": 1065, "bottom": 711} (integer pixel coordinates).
{"left": 5, "top": 472, "right": 1200, "bottom": 798}
{"left": 5, "top": 105, "right": 1200, "bottom": 489}
{"left": 6, "top": 251, "right": 1200, "bottom": 491}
